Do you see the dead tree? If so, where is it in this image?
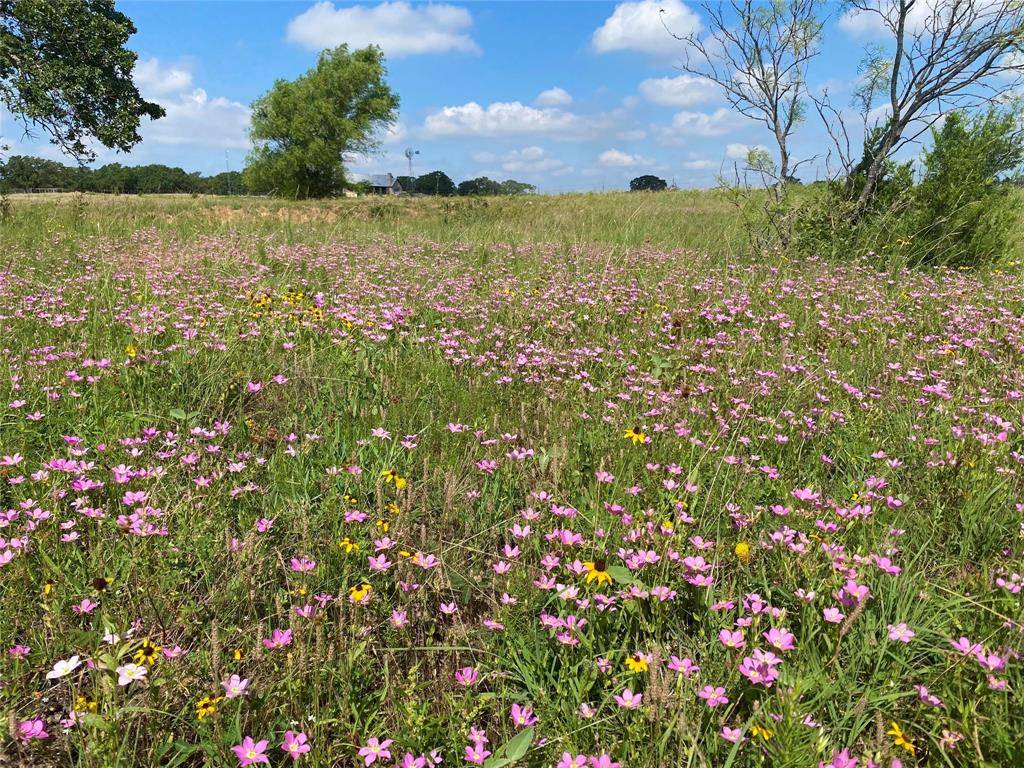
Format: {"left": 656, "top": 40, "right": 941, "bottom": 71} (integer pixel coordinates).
{"left": 827, "top": 0, "right": 1024, "bottom": 220}
{"left": 669, "top": 0, "right": 826, "bottom": 195}
{"left": 666, "top": 1, "right": 826, "bottom": 249}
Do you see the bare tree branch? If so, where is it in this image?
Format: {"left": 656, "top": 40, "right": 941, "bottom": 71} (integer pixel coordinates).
{"left": 841, "top": 0, "right": 1024, "bottom": 218}
{"left": 667, "top": 0, "right": 828, "bottom": 190}
{"left": 666, "top": 0, "right": 829, "bottom": 248}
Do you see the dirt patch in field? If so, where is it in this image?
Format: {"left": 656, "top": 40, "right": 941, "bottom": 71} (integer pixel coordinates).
{"left": 208, "top": 205, "right": 340, "bottom": 224}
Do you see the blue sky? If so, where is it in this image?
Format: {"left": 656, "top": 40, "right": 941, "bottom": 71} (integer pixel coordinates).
{"left": 0, "top": 1, "right": 936, "bottom": 191}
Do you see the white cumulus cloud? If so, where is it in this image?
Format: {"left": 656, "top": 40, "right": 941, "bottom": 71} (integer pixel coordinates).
{"left": 682, "top": 158, "right": 717, "bottom": 170}
{"left": 666, "top": 108, "right": 744, "bottom": 137}
{"left": 380, "top": 121, "right": 407, "bottom": 144}
{"left": 286, "top": 1, "right": 479, "bottom": 57}
{"left": 725, "top": 142, "right": 768, "bottom": 160}
{"left": 535, "top": 87, "right": 573, "bottom": 106}
{"left": 134, "top": 58, "right": 193, "bottom": 97}
{"left": 423, "top": 101, "right": 580, "bottom": 137}
{"left": 638, "top": 74, "right": 717, "bottom": 107}
{"left": 598, "top": 148, "right": 648, "bottom": 167}
{"left": 147, "top": 89, "right": 251, "bottom": 150}
{"left": 592, "top": 0, "right": 700, "bottom": 57}
{"left": 130, "top": 58, "right": 251, "bottom": 151}
{"left": 497, "top": 146, "right": 571, "bottom": 174}
{"left": 3, "top": 57, "right": 249, "bottom": 166}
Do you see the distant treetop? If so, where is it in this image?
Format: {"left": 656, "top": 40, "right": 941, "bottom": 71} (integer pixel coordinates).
{"left": 630, "top": 175, "right": 668, "bottom": 192}
{"left": 414, "top": 170, "right": 456, "bottom": 196}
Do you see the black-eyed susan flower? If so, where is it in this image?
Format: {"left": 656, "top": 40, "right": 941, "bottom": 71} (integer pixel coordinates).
{"left": 583, "top": 559, "right": 613, "bottom": 585}
{"left": 133, "top": 639, "right": 161, "bottom": 666}
{"left": 196, "top": 695, "right": 222, "bottom": 720}
{"left": 623, "top": 427, "right": 646, "bottom": 445}
{"left": 625, "top": 653, "right": 649, "bottom": 673}
{"left": 887, "top": 722, "right": 915, "bottom": 754}
{"left": 349, "top": 583, "right": 372, "bottom": 604}
{"left": 380, "top": 469, "right": 407, "bottom": 490}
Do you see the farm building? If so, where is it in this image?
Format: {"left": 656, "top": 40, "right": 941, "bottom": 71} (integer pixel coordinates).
{"left": 369, "top": 174, "right": 402, "bottom": 195}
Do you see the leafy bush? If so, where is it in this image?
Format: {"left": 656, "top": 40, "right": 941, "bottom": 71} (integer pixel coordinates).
{"left": 905, "top": 109, "right": 1024, "bottom": 265}
{"left": 793, "top": 108, "right": 1024, "bottom": 267}
{"left": 791, "top": 160, "right": 915, "bottom": 261}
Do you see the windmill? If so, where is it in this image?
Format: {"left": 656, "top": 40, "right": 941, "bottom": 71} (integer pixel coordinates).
{"left": 404, "top": 147, "right": 419, "bottom": 178}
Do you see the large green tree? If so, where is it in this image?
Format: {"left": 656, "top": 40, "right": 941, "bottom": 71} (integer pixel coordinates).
{"left": 457, "top": 176, "right": 502, "bottom": 196}
{"left": 499, "top": 179, "right": 536, "bottom": 196}
{"left": 0, "top": 0, "right": 163, "bottom": 161}
{"left": 629, "top": 175, "right": 667, "bottom": 192}
{"left": 244, "top": 45, "right": 399, "bottom": 199}
{"left": 414, "top": 170, "right": 455, "bottom": 196}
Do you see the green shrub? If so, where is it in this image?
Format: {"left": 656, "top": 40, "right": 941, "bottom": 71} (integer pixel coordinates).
{"left": 793, "top": 108, "right": 1024, "bottom": 267}
{"left": 904, "top": 109, "right": 1024, "bottom": 265}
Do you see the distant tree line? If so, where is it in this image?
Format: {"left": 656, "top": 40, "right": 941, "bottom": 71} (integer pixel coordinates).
{"left": 0, "top": 155, "right": 537, "bottom": 198}
{"left": 392, "top": 171, "right": 535, "bottom": 196}
{"left": 0, "top": 155, "right": 243, "bottom": 195}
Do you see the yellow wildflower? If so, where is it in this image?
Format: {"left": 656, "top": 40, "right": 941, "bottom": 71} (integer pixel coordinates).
{"left": 623, "top": 427, "right": 646, "bottom": 445}
{"left": 133, "top": 639, "right": 161, "bottom": 666}
{"left": 75, "top": 696, "right": 97, "bottom": 713}
{"left": 349, "top": 583, "right": 372, "bottom": 604}
{"left": 381, "top": 469, "right": 407, "bottom": 490}
{"left": 735, "top": 542, "right": 752, "bottom": 564}
{"left": 196, "top": 696, "right": 222, "bottom": 720}
{"left": 625, "top": 653, "right": 649, "bottom": 673}
{"left": 339, "top": 537, "right": 359, "bottom": 553}
{"left": 887, "top": 722, "right": 915, "bottom": 755}
{"left": 583, "top": 560, "right": 613, "bottom": 586}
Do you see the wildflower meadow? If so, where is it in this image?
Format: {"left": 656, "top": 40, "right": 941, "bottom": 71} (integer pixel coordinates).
{"left": 1, "top": 195, "right": 1023, "bottom": 767}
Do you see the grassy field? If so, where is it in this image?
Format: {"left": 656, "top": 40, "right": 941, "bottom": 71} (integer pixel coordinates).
{"left": 2, "top": 190, "right": 745, "bottom": 253}
{"left": 1, "top": 192, "right": 1023, "bottom": 767}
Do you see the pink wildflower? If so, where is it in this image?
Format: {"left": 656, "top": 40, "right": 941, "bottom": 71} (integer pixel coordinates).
{"left": 232, "top": 736, "right": 270, "bottom": 766}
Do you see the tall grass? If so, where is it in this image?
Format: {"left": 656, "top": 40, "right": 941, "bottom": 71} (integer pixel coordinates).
{"left": 0, "top": 190, "right": 748, "bottom": 254}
